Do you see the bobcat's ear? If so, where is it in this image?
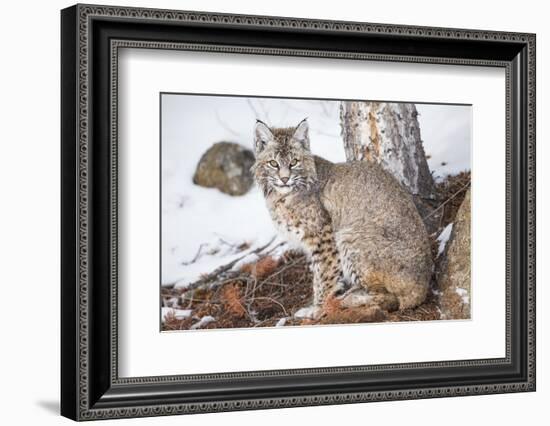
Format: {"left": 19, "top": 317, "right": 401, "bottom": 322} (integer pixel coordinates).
{"left": 293, "top": 118, "right": 310, "bottom": 150}
{"left": 254, "top": 120, "right": 274, "bottom": 154}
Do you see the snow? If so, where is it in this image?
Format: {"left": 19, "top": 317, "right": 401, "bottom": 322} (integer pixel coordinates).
{"left": 161, "top": 95, "right": 346, "bottom": 287}
{"left": 161, "top": 95, "right": 471, "bottom": 288}
{"left": 162, "top": 180, "right": 277, "bottom": 287}
{"left": 436, "top": 223, "right": 454, "bottom": 257}
{"left": 455, "top": 288, "right": 470, "bottom": 304}
{"left": 161, "top": 307, "right": 192, "bottom": 323}
{"left": 165, "top": 297, "right": 179, "bottom": 308}
{"left": 275, "top": 317, "right": 288, "bottom": 327}
{"left": 293, "top": 305, "right": 321, "bottom": 319}
{"left": 190, "top": 315, "right": 216, "bottom": 330}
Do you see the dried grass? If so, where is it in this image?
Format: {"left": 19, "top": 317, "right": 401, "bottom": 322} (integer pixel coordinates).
{"left": 222, "top": 284, "right": 247, "bottom": 318}
{"left": 240, "top": 256, "right": 280, "bottom": 280}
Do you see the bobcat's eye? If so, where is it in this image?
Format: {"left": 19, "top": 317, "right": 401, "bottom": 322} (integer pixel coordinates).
{"left": 269, "top": 160, "right": 279, "bottom": 168}
{"left": 289, "top": 158, "right": 299, "bottom": 168}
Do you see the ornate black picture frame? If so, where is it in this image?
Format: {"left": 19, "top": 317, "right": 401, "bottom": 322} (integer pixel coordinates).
{"left": 61, "top": 3, "right": 536, "bottom": 421}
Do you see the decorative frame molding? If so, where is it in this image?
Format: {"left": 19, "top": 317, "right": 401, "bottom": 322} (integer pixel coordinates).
{"left": 61, "top": 3, "right": 535, "bottom": 421}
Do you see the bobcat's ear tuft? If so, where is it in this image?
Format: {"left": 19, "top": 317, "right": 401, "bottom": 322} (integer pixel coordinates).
{"left": 293, "top": 118, "right": 310, "bottom": 150}
{"left": 254, "top": 120, "right": 273, "bottom": 154}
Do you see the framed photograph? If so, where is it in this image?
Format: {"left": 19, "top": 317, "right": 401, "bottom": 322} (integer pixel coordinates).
{"left": 61, "top": 4, "right": 536, "bottom": 421}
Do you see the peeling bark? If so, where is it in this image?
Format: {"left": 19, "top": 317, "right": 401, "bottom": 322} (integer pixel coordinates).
{"left": 340, "top": 101, "right": 434, "bottom": 199}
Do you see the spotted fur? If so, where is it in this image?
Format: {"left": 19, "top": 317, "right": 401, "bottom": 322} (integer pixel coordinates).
{"left": 252, "top": 119, "right": 432, "bottom": 316}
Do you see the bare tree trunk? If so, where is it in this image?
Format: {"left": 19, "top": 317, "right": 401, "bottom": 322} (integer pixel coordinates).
{"left": 340, "top": 101, "right": 434, "bottom": 199}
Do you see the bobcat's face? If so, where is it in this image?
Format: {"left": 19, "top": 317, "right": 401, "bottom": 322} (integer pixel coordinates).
{"left": 252, "top": 119, "right": 317, "bottom": 196}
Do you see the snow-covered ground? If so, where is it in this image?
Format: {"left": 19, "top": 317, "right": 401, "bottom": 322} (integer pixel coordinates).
{"left": 436, "top": 223, "right": 454, "bottom": 257}
{"left": 161, "top": 95, "right": 471, "bottom": 287}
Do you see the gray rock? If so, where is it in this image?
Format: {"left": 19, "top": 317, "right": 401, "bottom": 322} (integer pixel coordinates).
{"left": 193, "top": 142, "right": 255, "bottom": 196}
{"left": 437, "top": 189, "right": 471, "bottom": 319}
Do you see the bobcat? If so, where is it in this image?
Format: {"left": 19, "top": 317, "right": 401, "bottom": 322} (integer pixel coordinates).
{"left": 252, "top": 118, "right": 433, "bottom": 319}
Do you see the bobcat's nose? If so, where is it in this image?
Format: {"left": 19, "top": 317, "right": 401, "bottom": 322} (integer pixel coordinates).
{"left": 280, "top": 177, "right": 289, "bottom": 184}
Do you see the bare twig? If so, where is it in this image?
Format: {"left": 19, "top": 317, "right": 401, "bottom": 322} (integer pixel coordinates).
{"left": 262, "top": 281, "right": 290, "bottom": 288}
{"left": 183, "top": 298, "right": 222, "bottom": 305}
{"left": 398, "top": 315, "right": 420, "bottom": 322}
{"left": 176, "top": 237, "right": 279, "bottom": 291}
{"left": 249, "top": 296, "right": 289, "bottom": 316}
{"left": 422, "top": 181, "right": 470, "bottom": 222}
{"left": 256, "top": 99, "right": 271, "bottom": 123}
{"left": 247, "top": 99, "right": 263, "bottom": 120}
{"left": 215, "top": 236, "right": 241, "bottom": 250}
{"left": 252, "top": 319, "right": 274, "bottom": 328}
{"left": 181, "top": 243, "right": 207, "bottom": 266}
{"left": 214, "top": 109, "right": 241, "bottom": 137}
{"left": 242, "top": 255, "right": 306, "bottom": 298}
{"left": 319, "top": 101, "right": 335, "bottom": 118}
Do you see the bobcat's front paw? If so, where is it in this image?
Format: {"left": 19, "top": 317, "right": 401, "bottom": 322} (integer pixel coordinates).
{"left": 319, "top": 279, "right": 349, "bottom": 302}
{"left": 337, "top": 287, "right": 373, "bottom": 308}
{"left": 333, "top": 279, "right": 349, "bottom": 297}
{"left": 293, "top": 305, "right": 322, "bottom": 320}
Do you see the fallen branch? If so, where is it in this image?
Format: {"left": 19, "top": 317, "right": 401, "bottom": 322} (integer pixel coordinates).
{"left": 178, "top": 237, "right": 281, "bottom": 292}
{"left": 249, "top": 296, "right": 289, "bottom": 317}
{"left": 181, "top": 243, "right": 207, "bottom": 266}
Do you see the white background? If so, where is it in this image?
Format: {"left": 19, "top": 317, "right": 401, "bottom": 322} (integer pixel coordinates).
{"left": 0, "top": 0, "right": 547, "bottom": 425}
{"left": 119, "top": 49, "right": 504, "bottom": 377}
